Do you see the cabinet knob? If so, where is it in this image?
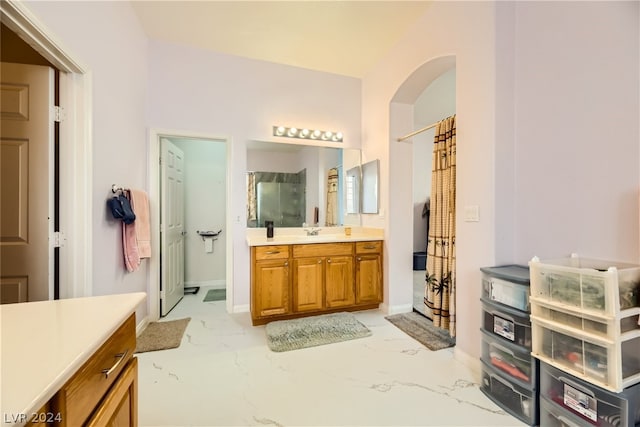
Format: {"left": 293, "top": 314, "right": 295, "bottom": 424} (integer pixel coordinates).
{"left": 284, "top": 261, "right": 288, "bottom": 266}
{"left": 327, "top": 259, "right": 331, "bottom": 263}
{"left": 318, "top": 259, "right": 322, "bottom": 264}
{"left": 357, "top": 257, "right": 362, "bottom": 261}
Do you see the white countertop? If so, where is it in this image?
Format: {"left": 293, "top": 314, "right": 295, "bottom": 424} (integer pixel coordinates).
{"left": 0, "top": 292, "right": 146, "bottom": 427}
{"left": 246, "top": 227, "right": 384, "bottom": 246}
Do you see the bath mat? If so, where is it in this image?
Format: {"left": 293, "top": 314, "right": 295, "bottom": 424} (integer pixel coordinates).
{"left": 135, "top": 317, "right": 190, "bottom": 353}
{"left": 265, "top": 312, "right": 372, "bottom": 352}
{"left": 203, "top": 288, "right": 226, "bottom": 302}
{"left": 385, "top": 312, "right": 455, "bottom": 351}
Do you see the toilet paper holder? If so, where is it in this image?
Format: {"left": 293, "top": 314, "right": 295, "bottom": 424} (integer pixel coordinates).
{"left": 196, "top": 229, "right": 222, "bottom": 242}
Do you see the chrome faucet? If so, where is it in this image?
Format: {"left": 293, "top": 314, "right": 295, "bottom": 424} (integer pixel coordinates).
{"left": 303, "top": 224, "right": 321, "bottom": 236}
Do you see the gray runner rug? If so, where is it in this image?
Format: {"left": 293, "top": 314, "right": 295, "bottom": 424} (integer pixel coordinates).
{"left": 385, "top": 312, "right": 455, "bottom": 351}
{"left": 265, "top": 312, "right": 372, "bottom": 352}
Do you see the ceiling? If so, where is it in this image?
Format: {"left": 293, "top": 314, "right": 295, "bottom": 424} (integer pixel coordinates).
{"left": 130, "top": 1, "right": 431, "bottom": 78}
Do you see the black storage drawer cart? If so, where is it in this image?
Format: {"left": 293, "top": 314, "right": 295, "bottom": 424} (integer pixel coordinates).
{"left": 480, "top": 265, "right": 540, "bottom": 426}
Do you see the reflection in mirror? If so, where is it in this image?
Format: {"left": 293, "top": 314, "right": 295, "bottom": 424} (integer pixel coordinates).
{"left": 361, "top": 159, "right": 379, "bottom": 214}
{"left": 246, "top": 141, "right": 361, "bottom": 227}
{"left": 346, "top": 166, "right": 361, "bottom": 214}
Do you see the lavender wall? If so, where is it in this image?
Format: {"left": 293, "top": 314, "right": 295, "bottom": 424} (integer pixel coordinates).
{"left": 24, "top": 1, "right": 150, "bottom": 312}
{"left": 512, "top": 1, "right": 640, "bottom": 263}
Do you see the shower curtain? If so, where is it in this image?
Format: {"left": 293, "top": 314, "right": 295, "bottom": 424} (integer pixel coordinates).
{"left": 326, "top": 167, "right": 339, "bottom": 226}
{"left": 424, "top": 115, "right": 456, "bottom": 337}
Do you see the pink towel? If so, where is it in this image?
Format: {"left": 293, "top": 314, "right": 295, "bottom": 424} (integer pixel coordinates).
{"left": 122, "top": 190, "right": 140, "bottom": 272}
{"left": 130, "top": 189, "right": 151, "bottom": 258}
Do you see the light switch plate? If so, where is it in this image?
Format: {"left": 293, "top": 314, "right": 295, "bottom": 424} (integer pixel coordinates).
{"left": 464, "top": 205, "right": 480, "bottom": 222}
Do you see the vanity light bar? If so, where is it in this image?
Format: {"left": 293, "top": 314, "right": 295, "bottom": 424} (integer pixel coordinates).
{"left": 273, "top": 126, "right": 343, "bottom": 142}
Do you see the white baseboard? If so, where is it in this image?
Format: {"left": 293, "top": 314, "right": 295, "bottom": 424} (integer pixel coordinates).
{"left": 382, "top": 302, "right": 413, "bottom": 315}
{"left": 136, "top": 316, "right": 150, "bottom": 336}
{"left": 185, "top": 279, "right": 225, "bottom": 289}
{"left": 454, "top": 347, "right": 481, "bottom": 382}
{"left": 232, "top": 304, "right": 250, "bottom": 313}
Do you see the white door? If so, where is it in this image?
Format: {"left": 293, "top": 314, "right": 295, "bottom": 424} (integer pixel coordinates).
{"left": 160, "top": 138, "right": 185, "bottom": 315}
{"left": 0, "top": 62, "right": 54, "bottom": 303}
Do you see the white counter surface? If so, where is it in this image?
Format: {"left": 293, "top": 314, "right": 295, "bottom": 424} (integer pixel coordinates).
{"left": 246, "top": 227, "right": 384, "bottom": 246}
{"left": 0, "top": 292, "right": 146, "bottom": 426}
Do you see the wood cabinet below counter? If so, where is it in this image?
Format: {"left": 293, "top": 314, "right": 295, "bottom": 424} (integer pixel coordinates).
{"left": 250, "top": 241, "right": 383, "bottom": 325}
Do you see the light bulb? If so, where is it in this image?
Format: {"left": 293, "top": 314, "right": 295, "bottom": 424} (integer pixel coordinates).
{"left": 322, "top": 131, "right": 332, "bottom": 140}
{"left": 275, "top": 126, "right": 286, "bottom": 136}
{"left": 335, "top": 132, "right": 343, "bottom": 141}
{"left": 311, "top": 130, "right": 321, "bottom": 139}
{"left": 287, "top": 127, "right": 298, "bottom": 137}
{"left": 299, "top": 129, "right": 310, "bottom": 138}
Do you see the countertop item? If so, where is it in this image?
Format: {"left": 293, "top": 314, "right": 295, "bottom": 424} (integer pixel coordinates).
{"left": 246, "top": 227, "right": 384, "bottom": 246}
{"left": 0, "top": 292, "right": 146, "bottom": 426}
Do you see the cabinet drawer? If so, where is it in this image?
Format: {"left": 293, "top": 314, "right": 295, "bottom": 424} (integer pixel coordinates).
{"left": 356, "top": 241, "right": 382, "bottom": 254}
{"left": 255, "top": 245, "right": 290, "bottom": 260}
{"left": 54, "top": 314, "right": 136, "bottom": 426}
{"left": 293, "top": 242, "right": 353, "bottom": 258}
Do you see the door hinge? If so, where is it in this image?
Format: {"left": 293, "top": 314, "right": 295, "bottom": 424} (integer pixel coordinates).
{"left": 52, "top": 231, "right": 66, "bottom": 248}
{"left": 160, "top": 290, "right": 166, "bottom": 300}
{"left": 53, "top": 106, "right": 66, "bottom": 122}
{"left": 159, "top": 157, "right": 162, "bottom": 165}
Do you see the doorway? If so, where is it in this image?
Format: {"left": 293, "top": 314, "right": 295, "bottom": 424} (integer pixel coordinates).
{"left": 1, "top": 2, "right": 92, "bottom": 301}
{"left": 410, "top": 67, "right": 456, "bottom": 318}
{"left": 148, "top": 130, "right": 231, "bottom": 321}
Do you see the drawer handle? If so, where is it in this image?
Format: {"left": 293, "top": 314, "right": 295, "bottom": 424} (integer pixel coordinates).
{"left": 557, "top": 415, "right": 580, "bottom": 427}
{"left": 266, "top": 251, "right": 280, "bottom": 255}
{"left": 101, "top": 349, "right": 129, "bottom": 379}
{"left": 363, "top": 245, "right": 376, "bottom": 250}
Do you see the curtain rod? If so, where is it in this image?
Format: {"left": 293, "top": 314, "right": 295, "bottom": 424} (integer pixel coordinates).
{"left": 396, "top": 121, "right": 438, "bottom": 142}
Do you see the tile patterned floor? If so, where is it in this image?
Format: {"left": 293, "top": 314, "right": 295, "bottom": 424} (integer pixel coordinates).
{"left": 137, "top": 287, "right": 525, "bottom": 427}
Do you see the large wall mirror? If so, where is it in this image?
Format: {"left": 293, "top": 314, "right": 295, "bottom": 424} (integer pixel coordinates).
{"left": 361, "top": 159, "right": 379, "bottom": 214}
{"left": 247, "top": 141, "right": 361, "bottom": 227}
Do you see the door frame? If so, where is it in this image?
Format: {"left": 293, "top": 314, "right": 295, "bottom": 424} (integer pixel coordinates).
{"left": 148, "top": 129, "right": 233, "bottom": 321}
{"left": 1, "top": 0, "right": 93, "bottom": 299}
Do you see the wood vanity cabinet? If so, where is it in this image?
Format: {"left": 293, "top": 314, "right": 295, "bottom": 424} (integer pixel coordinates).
{"left": 251, "top": 245, "right": 291, "bottom": 319}
{"left": 251, "top": 240, "right": 383, "bottom": 325}
{"left": 355, "top": 241, "right": 383, "bottom": 304}
{"left": 293, "top": 243, "right": 354, "bottom": 310}
{"left": 30, "top": 313, "right": 138, "bottom": 426}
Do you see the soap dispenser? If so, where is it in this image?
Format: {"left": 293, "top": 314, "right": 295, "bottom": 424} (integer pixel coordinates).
{"left": 265, "top": 220, "right": 274, "bottom": 238}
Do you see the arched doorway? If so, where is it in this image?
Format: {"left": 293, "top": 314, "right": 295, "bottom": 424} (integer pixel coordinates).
{"left": 389, "top": 55, "right": 456, "bottom": 323}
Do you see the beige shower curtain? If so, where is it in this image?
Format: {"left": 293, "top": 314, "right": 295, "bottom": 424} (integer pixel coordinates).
{"left": 326, "top": 167, "right": 339, "bottom": 226}
{"left": 424, "top": 115, "right": 456, "bottom": 337}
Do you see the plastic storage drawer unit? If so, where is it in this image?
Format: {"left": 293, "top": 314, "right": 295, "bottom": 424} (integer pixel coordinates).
{"left": 481, "top": 265, "right": 531, "bottom": 312}
{"left": 481, "top": 329, "right": 537, "bottom": 387}
{"left": 532, "top": 299, "right": 640, "bottom": 340}
{"left": 482, "top": 297, "right": 532, "bottom": 349}
{"left": 540, "top": 361, "right": 640, "bottom": 427}
{"left": 531, "top": 315, "right": 640, "bottom": 392}
{"left": 480, "top": 359, "right": 538, "bottom": 426}
{"left": 529, "top": 255, "right": 640, "bottom": 317}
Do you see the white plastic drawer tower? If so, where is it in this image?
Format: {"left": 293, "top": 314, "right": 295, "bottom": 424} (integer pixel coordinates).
{"left": 529, "top": 254, "right": 640, "bottom": 393}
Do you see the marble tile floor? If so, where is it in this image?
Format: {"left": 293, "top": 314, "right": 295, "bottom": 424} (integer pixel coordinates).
{"left": 137, "top": 287, "right": 526, "bottom": 427}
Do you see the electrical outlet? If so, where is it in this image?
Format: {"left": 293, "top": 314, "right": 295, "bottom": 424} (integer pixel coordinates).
{"left": 464, "top": 205, "right": 480, "bottom": 222}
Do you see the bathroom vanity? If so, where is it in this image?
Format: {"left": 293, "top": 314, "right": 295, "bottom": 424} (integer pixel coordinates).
{"left": 247, "top": 230, "right": 383, "bottom": 325}
{"left": 1, "top": 292, "right": 145, "bottom": 427}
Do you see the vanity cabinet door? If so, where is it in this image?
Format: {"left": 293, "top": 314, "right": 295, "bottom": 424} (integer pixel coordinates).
{"left": 253, "top": 259, "right": 291, "bottom": 317}
{"left": 355, "top": 254, "right": 382, "bottom": 304}
{"left": 293, "top": 257, "right": 324, "bottom": 312}
{"left": 325, "top": 256, "right": 355, "bottom": 308}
